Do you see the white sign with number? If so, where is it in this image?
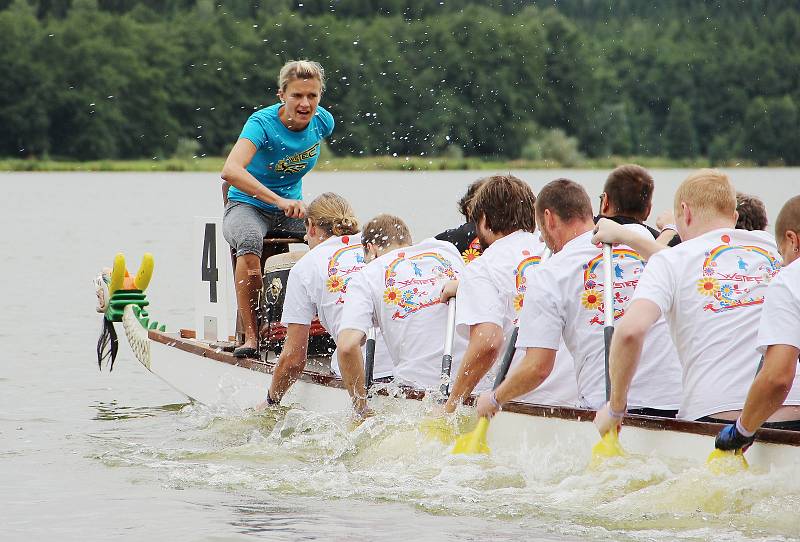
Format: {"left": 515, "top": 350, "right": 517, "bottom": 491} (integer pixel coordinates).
{"left": 194, "top": 216, "right": 233, "bottom": 342}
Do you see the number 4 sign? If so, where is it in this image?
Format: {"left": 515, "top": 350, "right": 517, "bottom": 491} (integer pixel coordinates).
{"left": 194, "top": 217, "right": 233, "bottom": 341}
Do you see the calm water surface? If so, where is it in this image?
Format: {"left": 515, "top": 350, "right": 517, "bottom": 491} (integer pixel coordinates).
{"left": 2, "top": 169, "right": 800, "bottom": 541}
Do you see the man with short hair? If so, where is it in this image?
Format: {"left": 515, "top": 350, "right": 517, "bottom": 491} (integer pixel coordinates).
{"left": 594, "top": 170, "right": 800, "bottom": 437}
{"left": 442, "top": 175, "right": 579, "bottom": 413}
{"left": 337, "top": 214, "right": 476, "bottom": 415}
{"left": 598, "top": 164, "right": 679, "bottom": 246}
{"left": 475, "top": 179, "right": 682, "bottom": 416}
{"left": 435, "top": 177, "right": 488, "bottom": 264}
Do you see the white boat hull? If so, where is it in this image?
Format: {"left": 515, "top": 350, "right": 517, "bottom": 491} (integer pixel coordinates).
{"left": 140, "top": 331, "right": 800, "bottom": 470}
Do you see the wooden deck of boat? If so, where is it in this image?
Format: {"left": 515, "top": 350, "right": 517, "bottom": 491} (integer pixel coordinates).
{"left": 149, "top": 330, "right": 800, "bottom": 447}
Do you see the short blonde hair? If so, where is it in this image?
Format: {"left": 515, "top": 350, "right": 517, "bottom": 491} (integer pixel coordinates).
{"left": 674, "top": 169, "right": 736, "bottom": 220}
{"left": 278, "top": 60, "right": 325, "bottom": 92}
{"left": 306, "top": 192, "right": 359, "bottom": 237}
{"left": 361, "top": 214, "right": 411, "bottom": 250}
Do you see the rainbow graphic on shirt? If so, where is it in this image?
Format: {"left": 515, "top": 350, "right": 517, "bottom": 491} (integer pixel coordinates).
{"left": 698, "top": 235, "right": 780, "bottom": 313}
{"left": 383, "top": 251, "right": 458, "bottom": 320}
{"left": 513, "top": 255, "right": 542, "bottom": 313}
{"left": 326, "top": 239, "right": 366, "bottom": 304}
{"left": 583, "top": 248, "right": 646, "bottom": 326}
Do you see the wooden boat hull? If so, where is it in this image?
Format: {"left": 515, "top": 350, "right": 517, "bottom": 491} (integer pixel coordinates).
{"left": 139, "top": 329, "right": 800, "bottom": 469}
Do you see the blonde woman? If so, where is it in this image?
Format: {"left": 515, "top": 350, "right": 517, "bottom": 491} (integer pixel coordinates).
{"left": 261, "top": 193, "right": 392, "bottom": 407}
{"left": 221, "top": 60, "right": 334, "bottom": 358}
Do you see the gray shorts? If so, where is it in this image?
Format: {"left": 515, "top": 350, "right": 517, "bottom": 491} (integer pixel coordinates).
{"left": 223, "top": 200, "right": 305, "bottom": 258}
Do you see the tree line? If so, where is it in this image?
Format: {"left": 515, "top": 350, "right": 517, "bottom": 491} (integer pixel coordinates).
{"left": 2, "top": 0, "right": 799, "bottom": 165}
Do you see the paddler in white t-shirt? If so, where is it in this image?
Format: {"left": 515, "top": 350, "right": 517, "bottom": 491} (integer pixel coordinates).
{"left": 593, "top": 169, "right": 800, "bottom": 437}
{"left": 474, "top": 179, "right": 682, "bottom": 418}
{"left": 715, "top": 195, "right": 800, "bottom": 451}
{"left": 441, "top": 174, "right": 579, "bottom": 412}
{"left": 337, "top": 214, "right": 473, "bottom": 417}
{"left": 260, "top": 193, "right": 393, "bottom": 408}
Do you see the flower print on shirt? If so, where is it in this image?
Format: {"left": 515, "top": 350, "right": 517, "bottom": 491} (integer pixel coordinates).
{"left": 582, "top": 248, "right": 646, "bottom": 326}
{"left": 699, "top": 235, "right": 781, "bottom": 313}
{"left": 382, "top": 251, "right": 458, "bottom": 320}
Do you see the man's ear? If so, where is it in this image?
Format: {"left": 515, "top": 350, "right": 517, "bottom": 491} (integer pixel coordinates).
{"left": 681, "top": 202, "right": 691, "bottom": 227}
{"left": 787, "top": 230, "right": 800, "bottom": 253}
{"left": 544, "top": 208, "right": 556, "bottom": 230}
{"left": 601, "top": 193, "right": 611, "bottom": 215}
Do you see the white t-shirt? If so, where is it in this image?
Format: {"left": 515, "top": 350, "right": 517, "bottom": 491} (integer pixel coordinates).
{"left": 632, "top": 227, "right": 800, "bottom": 419}
{"left": 517, "top": 227, "right": 683, "bottom": 410}
{"left": 758, "top": 257, "right": 800, "bottom": 353}
{"left": 281, "top": 233, "right": 393, "bottom": 378}
{"left": 340, "top": 238, "right": 483, "bottom": 390}
{"left": 455, "top": 230, "right": 579, "bottom": 407}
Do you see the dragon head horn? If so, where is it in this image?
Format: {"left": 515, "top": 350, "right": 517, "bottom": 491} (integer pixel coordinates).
{"left": 108, "top": 252, "right": 155, "bottom": 296}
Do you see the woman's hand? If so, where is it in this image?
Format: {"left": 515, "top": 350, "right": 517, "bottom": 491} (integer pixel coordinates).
{"left": 277, "top": 197, "right": 306, "bottom": 219}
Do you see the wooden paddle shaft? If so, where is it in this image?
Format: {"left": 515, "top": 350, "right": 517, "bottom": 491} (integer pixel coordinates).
{"left": 602, "top": 243, "right": 614, "bottom": 402}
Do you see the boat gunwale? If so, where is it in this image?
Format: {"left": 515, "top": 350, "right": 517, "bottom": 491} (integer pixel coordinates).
{"left": 149, "top": 329, "right": 800, "bottom": 447}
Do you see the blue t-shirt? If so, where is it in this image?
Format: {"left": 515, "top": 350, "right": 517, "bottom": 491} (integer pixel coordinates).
{"left": 228, "top": 103, "right": 335, "bottom": 211}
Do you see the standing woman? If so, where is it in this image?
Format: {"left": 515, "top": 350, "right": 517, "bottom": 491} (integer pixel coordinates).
{"left": 221, "top": 60, "right": 334, "bottom": 358}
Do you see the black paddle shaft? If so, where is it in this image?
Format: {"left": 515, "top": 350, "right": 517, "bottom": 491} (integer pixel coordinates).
{"left": 365, "top": 334, "right": 376, "bottom": 391}
{"left": 493, "top": 327, "right": 519, "bottom": 390}
{"left": 604, "top": 326, "right": 614, "bottom": 402}
{"left": 440, "top": 353, "right": 453, "bottom": 397}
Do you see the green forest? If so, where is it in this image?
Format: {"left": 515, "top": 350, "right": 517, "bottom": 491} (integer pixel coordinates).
{"left": 2, "top": 0, "right": 799, "bottom": 165}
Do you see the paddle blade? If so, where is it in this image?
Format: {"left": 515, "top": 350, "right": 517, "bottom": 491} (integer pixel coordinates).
{"left": 706, "top": 448, "right": 749, "bottom": 475}
{"left": 451, "top": 417, "right": 490, "bottom": 455}
{"left": 590, "top": 428, "right": 626, "bottom": 468}
{"left": 420, "top": 416, "right": 457, "bottom": 444}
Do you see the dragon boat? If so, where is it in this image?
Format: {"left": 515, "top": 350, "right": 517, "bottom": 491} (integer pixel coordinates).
{"left": 94, "top": 235, "right": 800, "bottom": 472}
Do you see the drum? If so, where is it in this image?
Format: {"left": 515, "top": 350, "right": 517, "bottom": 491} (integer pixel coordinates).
{"left": 260, "top": 252, "right": 335, "bottom": 357}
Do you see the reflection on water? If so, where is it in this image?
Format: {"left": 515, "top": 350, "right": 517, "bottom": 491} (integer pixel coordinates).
{"left": 91, "top": 396, "right": 800, "bottom": 542}
{"left": 92, "top": 401, "right": 187, "bottom": 421}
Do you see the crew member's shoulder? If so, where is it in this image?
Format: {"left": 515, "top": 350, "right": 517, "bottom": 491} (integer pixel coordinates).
{"left": 314, "top": 105, "right": 335, "bottom": 135}
{"left": 248, "top": 103, "right": 281, "bottom": 123}
{"left": 740, "top": 228, "right": 778, "bottom": 249}
{"left": 774, "top": 257, "right": 800, "bottom": 286}
{"left": 419, "top": 237, "right": 463, "bottom": 257}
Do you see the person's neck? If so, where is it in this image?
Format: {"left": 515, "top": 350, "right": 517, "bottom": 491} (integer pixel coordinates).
{"left": 554, "top": 219, "right": 594, "bottom": 251}
{"left": 600, "top": 211, "right": 643, "bottom": 224}
{"left": 278, "top": 105, "right": 309, "bottom": 132}
{"left": 481, "top": 229, "right": 513, "bottom": 248}
{"left": 682, "top": 216, "right": 735, "bottom": 241}
{"left": 376, "top": 242, "right": 410, "bottom": 258}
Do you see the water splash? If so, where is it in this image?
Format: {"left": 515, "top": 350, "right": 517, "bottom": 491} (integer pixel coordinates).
{"left": 91, "top": 397, "right": 800, "bottom": 541}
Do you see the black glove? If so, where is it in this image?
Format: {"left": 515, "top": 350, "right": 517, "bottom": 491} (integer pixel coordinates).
{"left": 715, "top": 423, "right": 755, "bottom": 452}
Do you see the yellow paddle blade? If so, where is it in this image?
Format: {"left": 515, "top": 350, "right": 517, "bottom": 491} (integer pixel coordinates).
{"left": 706, "top": 448, "right": 749, "bottom": 475}
{"left": 451, "top": 417, "right": 490, "bottom": 455}
{"left": 420, "top": 416, "right": 457, "bottom": 444}
{"left": 133, "top": 252, "right": 154, "bottom": 291}
{"left": 590, "top": 428, "right": 626, "bottom": 468}
{"left": 109, "top": 253, "right": 126, "bottom": 296}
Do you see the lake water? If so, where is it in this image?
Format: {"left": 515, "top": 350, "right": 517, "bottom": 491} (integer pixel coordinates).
{"left": 2, "top": 169, "right": 800, "bottom": 541}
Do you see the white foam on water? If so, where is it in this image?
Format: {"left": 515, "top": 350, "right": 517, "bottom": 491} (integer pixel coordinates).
{"left": 93, "top": 396, "right": 800, "bottom": 542}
